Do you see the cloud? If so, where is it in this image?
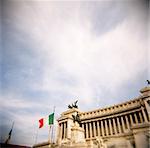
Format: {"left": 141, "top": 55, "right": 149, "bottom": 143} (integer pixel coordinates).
{"left": 1, "top": 0, "right": 148, "bottom": 146}
{"left": 21, "top": 0, "right": 147, "bottom": 104}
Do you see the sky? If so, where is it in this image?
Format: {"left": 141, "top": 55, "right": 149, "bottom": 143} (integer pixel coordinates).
{"left": 0, "top": 0, "right": 149, "bottom": 146}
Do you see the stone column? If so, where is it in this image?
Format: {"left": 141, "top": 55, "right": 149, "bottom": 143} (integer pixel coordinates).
{"left": 83, "top": 123, "right": 86, "bottom": 139}
{"left": 121, "top": 116, "right": 126, "bottom": 132}
{"left": 134, "top": 113, "right": 138, "bottom": 124}
{"left": 108, "top": 119, "right": 113, "bottom": 135}
{"left": 125, "top": 115, "right": 130, "bottom": 129}
{"left": 141, "top": 107, "right": 148, "bottom": 122}
{"left": 105, "top": 119, "right": 109, "bottom": 136}
{"left": 57, "top": 124, "right": 60, "bottom": 140}
{"left": 112, "top": 118, "right": 117, "bottom": 134}
{"left": 139, "top": 112, "right": 144, "bottom": 123}
{"left": 93, "top": 121, "right": 96, "bottom": 137}
{"left": 65, "top": 122, "right": 67, "bottom": 138}
{"left": 130, "top": 114, "right": 134, "bottom": 125}
{"left": 97, "top": 121, "right": 101, "bottom": 136}
{"left": 66, "top": 121, "right": 68, "bottom": 138}
{"left": 63, "top": 122, "right": 66, "bottom": 139}
{"left": 81, "top": 123, "right": 84, "bottom": 128}
{"left": 89, "top": 122, "right": 93, "bottom": 138}
{"left": 101, "top": 120, "right": 105, "bottom": 136}
{"left": 117, "top": 117, "right": 121, "bottom": 133}
{"left": 86, "top": 123, "right": 89, "bottom": 138}
{"left": 57, "top": 123, "right": 62, "bottom": 144}
{"left": 60, "top": 123, "right": 63, "bottom": 139}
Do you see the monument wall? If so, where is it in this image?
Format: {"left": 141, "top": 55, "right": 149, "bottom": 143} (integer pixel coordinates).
{"left": 57, "top": 86, "right": 150, "bottom": 148}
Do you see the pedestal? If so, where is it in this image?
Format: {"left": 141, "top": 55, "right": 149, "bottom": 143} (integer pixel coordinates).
{"left": 132, "top": 123, "right": 149, "bottom": 148}
{"left": 71, "top": 122, "right": 86, "bottom": 144}
{"left": 134, "top": 132, "right": 148, "bottom": 148}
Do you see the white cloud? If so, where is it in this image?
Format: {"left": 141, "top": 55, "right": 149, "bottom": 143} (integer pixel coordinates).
{"left": 2, "top": 0, "right": 148, "bottom": 146}
{"left": 4, "top": 0, "right": 147, "bottom": 104}
{"left": 23, "top": 1, "right": 147, "bottom": 103}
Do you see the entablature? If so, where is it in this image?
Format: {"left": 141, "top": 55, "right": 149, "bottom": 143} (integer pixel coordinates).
{"left": 80, "top": 97, "right": 144, "bottom": 120}
{"left": 81, "top": 108, "right": 142, "bottom": 123}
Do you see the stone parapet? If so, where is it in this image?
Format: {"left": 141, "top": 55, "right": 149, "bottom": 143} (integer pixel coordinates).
{"left": 80, "top": 97, "right": 142, "bottom": 120}
{"left": 80, "top": 86, "right": 150, "bottom": 120}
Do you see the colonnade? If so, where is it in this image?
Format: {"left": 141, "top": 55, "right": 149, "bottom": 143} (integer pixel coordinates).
{"left": 81, "top": 109, "right": 148, "bottom": 139}
{"left": 58, "top": 107, "right": 148, "bottom": 140}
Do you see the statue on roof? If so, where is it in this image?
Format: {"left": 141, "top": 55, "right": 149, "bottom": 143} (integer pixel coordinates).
{"left": 68, "top": 100, "right": 78, "bottom": 109}
{"left": 147, "top": 80, "right": 150, "bottom": 85}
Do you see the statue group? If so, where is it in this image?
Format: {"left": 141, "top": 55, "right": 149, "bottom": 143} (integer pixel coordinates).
{"left": 68, "top": 100, "right": 81, "bottom": 125}
{"left": 68, "top": 100, "right": 78, "bottom": 109}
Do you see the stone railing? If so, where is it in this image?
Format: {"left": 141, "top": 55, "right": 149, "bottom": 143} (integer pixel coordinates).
{"left": 80, "top": 97, "right": 143, "bottom": 120}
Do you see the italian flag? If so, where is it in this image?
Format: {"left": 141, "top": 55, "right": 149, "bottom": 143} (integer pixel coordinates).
{"left": 49, "top": 113, "right": 54, "bottom": 125}
{"left": 39, "top": 118, "right": 44, "bottom": 128}
{"left": 39, "top": 113, "right": 54, "bottom": 128}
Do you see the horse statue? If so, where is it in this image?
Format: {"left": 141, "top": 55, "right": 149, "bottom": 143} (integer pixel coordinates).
{"left": 68, "top": 100, "right": 78, "bottom": 109}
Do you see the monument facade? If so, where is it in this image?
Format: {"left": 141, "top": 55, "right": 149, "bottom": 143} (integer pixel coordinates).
{"left": 56, "top": 86, "right": 150, "bottom": 148}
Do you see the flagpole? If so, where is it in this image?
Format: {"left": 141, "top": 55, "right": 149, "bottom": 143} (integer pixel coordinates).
{"left": 48, "top": 124, "right": 51, "bottom": 143}
{"left": 35, "top": 127, "right": 39, "bottom": 145}
{"left": 5, "top": 121, "right": 14, "bottom": 144}
{"left": 49, "top": 106, "right": 55, "bottom": 144}
{"left": 52, "top": 106, "right": 55, "bottom": 144}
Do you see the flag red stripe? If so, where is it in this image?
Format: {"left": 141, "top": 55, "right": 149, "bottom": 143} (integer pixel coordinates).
{"left": 39, "top": 118, "right": 44, "bottom": 128}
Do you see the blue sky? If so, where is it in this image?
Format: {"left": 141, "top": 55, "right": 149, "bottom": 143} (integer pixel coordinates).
{"left": 0, "top": 0, "right": 149, "bottom": 146}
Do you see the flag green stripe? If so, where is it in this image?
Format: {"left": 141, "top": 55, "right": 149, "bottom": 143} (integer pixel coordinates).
{"left": 49, "top": 113, "right": 54, "bottom": 125}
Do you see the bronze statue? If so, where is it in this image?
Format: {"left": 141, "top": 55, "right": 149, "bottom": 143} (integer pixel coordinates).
{"left": 72, "top": 112, "right": 81, "bottom": 124}
{"left": 147, "top": 80, "right": 150, "bottom": 85}
{"left": 68, "top": 100, "right": 81, "bottom": 125}
{"left": 68, "top": 100, "right": 78, "bottom": 109}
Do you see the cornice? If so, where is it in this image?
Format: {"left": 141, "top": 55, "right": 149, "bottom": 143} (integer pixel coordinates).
{"left": 80, "top": 97, "right": 143, "bottom": 120}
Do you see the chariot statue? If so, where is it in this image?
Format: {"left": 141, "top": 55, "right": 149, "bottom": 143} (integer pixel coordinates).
{"left": 68, "top": 100, "right": 78, "bottom": 109}
{"left": 147, "top": 80, "right": 150, "bottom": 85}
{"left": 68, "top": 100, "right": 81, "bottom": 125}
